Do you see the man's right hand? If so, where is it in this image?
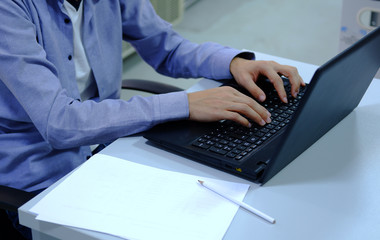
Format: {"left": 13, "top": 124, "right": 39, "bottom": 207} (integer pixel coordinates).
{"left": 187, "top": 86, "right": 272, "bottom": 128}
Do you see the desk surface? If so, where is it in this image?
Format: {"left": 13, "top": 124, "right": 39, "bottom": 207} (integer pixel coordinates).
{"left": 19, "top": 53, "right": 380, "bottom": 240}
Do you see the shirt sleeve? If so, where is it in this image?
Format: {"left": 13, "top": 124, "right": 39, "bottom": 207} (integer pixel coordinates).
{"left": 120, "top": 0, "right": 250, "bottom": 80}
{"left": 47, "top": 91, "right": 189, "bottom": 149}
{"left": 0, "top": 1, "right": 189, "bottom": 149}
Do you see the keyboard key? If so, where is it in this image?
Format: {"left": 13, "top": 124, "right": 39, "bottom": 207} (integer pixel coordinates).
{"left": 209, "top": 146, "right": 227, "bottom": 155}
{"left": 192, "top": 142, "right": 210, "bottom": 149}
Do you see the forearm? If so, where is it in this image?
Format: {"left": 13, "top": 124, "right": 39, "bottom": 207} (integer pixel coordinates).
{"left": 45, "top": 91, "right": 189, "bottom": 149}
{"left": 121, "top": 0, "right": 247, "bottom": 80}
{"left": 132, "top": 33, "right": 243, "bottom": 80}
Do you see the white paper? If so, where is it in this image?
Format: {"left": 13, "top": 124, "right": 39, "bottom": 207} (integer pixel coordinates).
{"left": 30, "top": 154, "right": 250, "bottom": 240}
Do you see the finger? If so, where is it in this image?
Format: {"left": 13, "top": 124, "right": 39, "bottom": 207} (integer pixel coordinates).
{"left": 235, "top": 94, "right": 272, "bottom": 122}
{"left": 224, "top": 106, "right": 267, "bottom": 127}
{"left": 238, "top": 74, "right": 266, "bottom": 102}
{"left": 290, "top": 75, "right": 304, "bottom": 98}
{"left": 223, "top": 111, "right": 253, "bottom": 128}
{"left": 279, "top": 66, "right": 305, "bottom": 98}
{"left": 266, "top": 72, "right": 288, "bottom": 103}
{"left": 227, "top": 96, "right": 272, "bottom": 126}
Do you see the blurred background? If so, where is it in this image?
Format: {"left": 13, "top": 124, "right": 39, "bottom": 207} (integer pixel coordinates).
{"left": 121, "top": 0, "right": 375, "bottom": 99}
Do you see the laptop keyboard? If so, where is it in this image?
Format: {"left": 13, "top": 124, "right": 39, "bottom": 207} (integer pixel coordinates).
{"left": 191, "top": 79, "right": 307, "bottom": 162}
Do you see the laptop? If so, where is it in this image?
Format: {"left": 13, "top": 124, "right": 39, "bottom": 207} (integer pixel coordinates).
{"left": 143, "top": 26, "right": 380, "bottom": 184}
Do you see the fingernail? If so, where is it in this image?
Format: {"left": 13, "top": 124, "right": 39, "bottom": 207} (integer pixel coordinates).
{"left": 282, "top": 97, "right": 288, "bottom": 103}
{"left": 260, "top": 120, "right": 266, "bottom": 126}
{"left": 266, "top": 117, "right": 272, "bottom": 123}
{"left": 248, "top": 123, "right": 252, "bottom": 128}
{"left": 259, "top": 95, "right": 265, "bottom": 102}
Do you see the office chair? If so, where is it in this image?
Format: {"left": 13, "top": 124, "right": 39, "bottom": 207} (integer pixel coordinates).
{"left": 0, "top": 185, "right": 37, "bottom": 240}
{"left": 121, "top": 79, "right": 183, "bottom": 94}
{"left": 0, "top": 78, "right": 184, "bottom": 239}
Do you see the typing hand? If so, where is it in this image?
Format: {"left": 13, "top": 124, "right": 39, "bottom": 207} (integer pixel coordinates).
{"left": 187, "top": 87, "right": 272, "bottom": 128}
{"left": 229, "top": 58, "right": 305, "bottom": 103}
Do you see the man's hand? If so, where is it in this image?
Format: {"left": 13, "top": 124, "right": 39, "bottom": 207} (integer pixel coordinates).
{"left": 188, "top": 86, "right": 272, "bottom": 128}
{"left": 187, "top": 57, "right": 305, "bottom": 127}
{"left": 230, "top": 58, "right": 305, "bottom": 103}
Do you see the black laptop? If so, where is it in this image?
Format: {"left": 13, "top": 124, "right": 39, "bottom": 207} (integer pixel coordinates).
{"left": 143, "top": 26, "right": 380, "bottom": 184}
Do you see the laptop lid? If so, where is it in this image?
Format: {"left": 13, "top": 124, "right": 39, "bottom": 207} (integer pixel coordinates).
{"left": 260, "top": 26, "right": 380, "bottom": 183}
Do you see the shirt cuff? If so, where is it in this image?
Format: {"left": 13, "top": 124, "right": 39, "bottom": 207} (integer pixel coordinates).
{"left": 234, "top": 51, "right": 255, "bottom": 61}
{"left": 153, "top": 91, "right": 189, "bottom": 124}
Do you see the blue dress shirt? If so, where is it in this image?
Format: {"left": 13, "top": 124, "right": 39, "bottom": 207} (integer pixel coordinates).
{"left": 0, "top": 0, "right": 251, "bottom": 191}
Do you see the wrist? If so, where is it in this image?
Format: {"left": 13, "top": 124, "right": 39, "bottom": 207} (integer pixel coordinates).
{"left": 229, "top": 52, "right": 255, "bottom": 77}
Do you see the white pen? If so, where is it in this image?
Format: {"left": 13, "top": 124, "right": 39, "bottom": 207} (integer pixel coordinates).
{"left": 198, "top": 180, "right": 276, "bottom": 224}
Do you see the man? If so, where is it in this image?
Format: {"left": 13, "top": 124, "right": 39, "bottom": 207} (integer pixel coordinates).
{"left": 0, "top": 0, "right": 304, "bottom": 238}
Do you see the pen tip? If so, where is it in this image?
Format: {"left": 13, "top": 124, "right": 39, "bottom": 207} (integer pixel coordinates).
{"left": 198, "top": 180, "right": 204, "bottom": 185}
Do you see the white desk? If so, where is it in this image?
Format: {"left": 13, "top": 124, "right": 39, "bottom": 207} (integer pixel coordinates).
{"left": 19, "top": 53, "right": 380, "bottom": 240}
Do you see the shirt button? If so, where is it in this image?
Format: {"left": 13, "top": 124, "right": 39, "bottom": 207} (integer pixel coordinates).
{"left": 68, "top": 55, "right": 72, "bottom": 60}
{"left": 64, "top": 18, "right": 70, "bottom": 24}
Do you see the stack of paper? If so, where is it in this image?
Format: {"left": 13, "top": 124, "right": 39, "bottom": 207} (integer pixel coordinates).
{"left": 30, "top": 154, "right": 250, "bottom": 240}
